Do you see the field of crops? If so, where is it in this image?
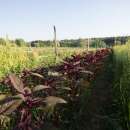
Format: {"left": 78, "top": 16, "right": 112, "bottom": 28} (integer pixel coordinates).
{"left": 113, "top": 42, "right": 130, "bottom": 130}
{"left": 0, "top": 44, "right": 130, "bottom": 130}
{"left": 0, "top": 46, "right": 88, "bottom": 78}
{"left": 0, "top": 0, "right": 129, "bottom": 129}
{"left": 0, "top": 47, "right": 110, "bottom": 130}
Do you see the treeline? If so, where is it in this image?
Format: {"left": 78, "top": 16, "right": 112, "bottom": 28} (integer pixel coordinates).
{"left": 30, "top": 36, "right": 129, "bottom": 48}
{"left": 59, "top": 36, "right": 129, "bottom": 47}
{"left": 0, "top": 36, "right": 129, "bottom": 47}
{"left": 0, "top": 38, "right": 28, "bottom": 47}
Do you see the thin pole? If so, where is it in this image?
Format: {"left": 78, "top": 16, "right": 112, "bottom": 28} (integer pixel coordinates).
{"left": 114, "top": 37, "right": 117, "bottom": 46}
{"left": 6, "top": 34, "right": 9, "bottom": 45}
{"left": 53, "top": 25, "right": 58, "bottom": 62}
{"left": 87, "top": 38, "right": 90, "bottom": 51}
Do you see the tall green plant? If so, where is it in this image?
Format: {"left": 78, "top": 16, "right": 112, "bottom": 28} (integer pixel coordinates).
{"left": 113, "top": 43, "right": 130, "bottom": 130}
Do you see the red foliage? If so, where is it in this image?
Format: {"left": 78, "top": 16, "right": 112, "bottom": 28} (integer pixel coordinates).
{"left": 0, "top": 48, "right": 111, "bottom": 130}
{"left": 0, "top": 49, "right": 110, "bottom": 86}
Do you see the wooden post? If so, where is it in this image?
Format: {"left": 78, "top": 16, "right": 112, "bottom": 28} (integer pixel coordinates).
{"left": 53, "top": 25, "right": 58, "bottom": 62}
{"left": 87, "top": 38, "right": 90, "bottom": 51}
{"left": 6, "top": 34, "right": 9, "bottom": 45}
{"left": 114, "top": 37, "right": 117, "bottom": 46}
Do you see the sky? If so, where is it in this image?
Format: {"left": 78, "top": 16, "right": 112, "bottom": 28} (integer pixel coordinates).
{"left": 0, "top": 0, "right": 130, "bottom": 41}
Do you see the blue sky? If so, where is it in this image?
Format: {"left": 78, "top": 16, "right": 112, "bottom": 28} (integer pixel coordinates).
{"left": 0, "top": 0, "right": 130, "bottom": 41}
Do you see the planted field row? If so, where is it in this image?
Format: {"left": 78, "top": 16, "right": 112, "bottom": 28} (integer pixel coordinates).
{"left": 0, "top": 48, "right": 111, "bottom": 130}
{"left": 113, "top": 42, "right": 130, "bottom": 130}
{"left": 0, "top": 46, "right": 86, "bottom": 78}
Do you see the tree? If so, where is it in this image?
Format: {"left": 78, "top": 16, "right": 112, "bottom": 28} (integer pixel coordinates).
{"left": 79, "top": 38, "right": 87, "bottom": 47}
{"left": 0, "top": 38, "right": 6, "bottom": 46}
{"left": 15, "top": 39, "right": 26, "bottom": 47}
{"left": 91, "top": 39, "right": 106, "bottom": 48}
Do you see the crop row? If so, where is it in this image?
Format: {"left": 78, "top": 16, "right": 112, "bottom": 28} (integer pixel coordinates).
{"left": 113, "top": 42, "right": 130, "bottom": 130}
{"left": 0, "top": 48, "right": 111, "bottom": 130}
{"left": 0, "top": 46, "right": 86, "bottom": 78}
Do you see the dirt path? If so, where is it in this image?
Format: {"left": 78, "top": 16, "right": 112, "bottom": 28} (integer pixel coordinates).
{"left": 82, "top": 55, "right": 122, "bottom": 130}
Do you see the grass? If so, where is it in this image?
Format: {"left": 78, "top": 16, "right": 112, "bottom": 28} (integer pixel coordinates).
{"left": 0, "top": 46, "right": 90, "bottom": 78}
{"left": 113, "top": 42, "right": 130, "bottom": 130}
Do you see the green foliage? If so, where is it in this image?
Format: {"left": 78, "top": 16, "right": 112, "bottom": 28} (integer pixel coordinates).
{"left": 15, "top": 39, "right": 26, "bottom": 47}
{"left": 31, "top": 40, "right": 53, "bottom": 47}
{"left": 0, "top": 46, "right": 86, "bottom": 78}
{"left": 0, "top": 38, "right": 6, "bottom": 46}
{"left": 113, "top": 43, "right": 130, "bottom": 130}
{"left": 0, "top": 46, "right": 37, "bottom": 78}
{"left": 78, "top": 38, "right": 88, "bottom": 47}
{"left": 0, "top": 36, "right": 128, "bottom": 47}
{"left": 60, "top": 39, "right": 81, "bottom": 47}
{"left": 91, "top": 39, "right": 107, "bottom": 48}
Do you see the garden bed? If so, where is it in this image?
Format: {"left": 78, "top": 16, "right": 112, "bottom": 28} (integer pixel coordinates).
{"left": 0, "top": 49, "right": 111, "bottom": 130}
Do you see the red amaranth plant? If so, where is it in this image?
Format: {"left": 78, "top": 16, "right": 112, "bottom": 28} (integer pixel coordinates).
{"left": 0, "top": 48, "right": 111, "bottom": 129}
{"left": 0, "top": 74, "right": 66, "bottom": 130}
{"left": 54, "top": 49, "right": 111, "bottom": 99}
